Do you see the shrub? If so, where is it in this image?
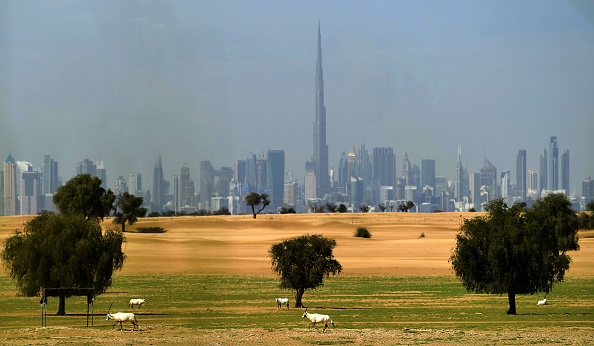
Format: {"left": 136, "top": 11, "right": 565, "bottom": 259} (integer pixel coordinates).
{"left": 133, "top": 227, "right": 167, "bottom": 233}
{"left": 354, "top": 227, "right": 372, "bottom": 239}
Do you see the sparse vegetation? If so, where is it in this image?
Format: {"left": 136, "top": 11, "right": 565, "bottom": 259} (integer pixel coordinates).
{"left": 354, "top": 227, "right": 372, "bottom": 238}
{"left": 133, "top": 227, "right": 167, "bottom": 233}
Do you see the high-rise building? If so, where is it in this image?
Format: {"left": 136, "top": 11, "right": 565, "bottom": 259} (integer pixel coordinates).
{"left": 539, "top": 149, "right": 547, "bottom": 194}
{"left": 179, "top": 164, "right": 191, "bottom": 207}
{"left": 283, "top": 181, "right": 299, "bottom": 206}
{"left": 308, "top": 23, "right": 329, "bottom": 199}
{"left": 257, "top": 156, "right": 267, "bottom": 194}
{"left": 561, "top": 150, "right": 569, "bottom": 194}
{"left": 549, "top": 136, "right": 558, "bottom": 190}
{"left": 469, "top": 172, "right": 481, "bottom": 211}
{"left": 3, "top": 154, "right": 17, "bottom": 216}
{"left": 500, "top": 171, "right": 511, "bottom": 206}
{"left": 0, "top": 170, "right": 4, "bottom": 216}
{"left": 583, "top": 175, "right": 594, "bottom": 206}
{"left": 21, "top": 170, "right": 40, "bottom": 215}
{"left": 77, "top": 158, "right": 96, "bottom": 177}
{"left": 42, "top": 154, "right": 59, "bottom": 195}
{"left": 516, "top": 149, "right": 527, "bottom": 200}
{"left": 372, "top": 147, "right": 395, "bottom": 188}
{"left": 401, "top": 152, "right": 411, "bottom": 186}
{"left": 266, "top": 150, "right": 285, "bottom": 208}
{"left": 129, "top": 173, "right": 142, "bottom": 194}
{"left": 455, "top": 145, "right": 463, "bottom": 201}
{"left": 528, "top": 168, "right": 538, "bottom": 199}
{"left": 480, "top": 157, "right": 497, "bottom": 200}
{"left": 421, "top": 159, "right": 436, "bottom": 191}
{"left": 199, "top": 160, "right": 215, "bottom": 209}
{"left": 96, "top": 160, "right": 107, "bottom": 189}
{"left": 77, "top": 158, "right": 106, "bottom": 188}
{"left": 113, "top": 176, "right": 127, "bottom": 196}
{"left": 152, "top": 156, "right": 164, "bottom": 212}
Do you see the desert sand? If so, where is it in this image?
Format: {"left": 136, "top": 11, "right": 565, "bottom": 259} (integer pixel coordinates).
{"left": 1, "top": 212, "right": 593, "bottom": 277}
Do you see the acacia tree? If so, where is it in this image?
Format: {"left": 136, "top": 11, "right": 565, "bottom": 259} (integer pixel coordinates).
{"left": 450, "top": 195, "right": 579, "bottom": 314}
{"left": 269, "top": 234, "right": 342, "bottom": 308}
{"left": 113, "top": 192, "right": 147, "bottom": 232}
{"left": 53, "top": 174, "right": 115, "bottom": 221}
{"left": 244, "top": 192, "right": 270, "bottom": 218}
{"left": 2, "top": 213, "right": 125, "bottom": 315}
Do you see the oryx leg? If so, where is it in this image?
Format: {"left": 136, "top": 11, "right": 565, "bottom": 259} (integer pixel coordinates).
{"left": 323, "top": 322, "right": 328, "bottom": 333}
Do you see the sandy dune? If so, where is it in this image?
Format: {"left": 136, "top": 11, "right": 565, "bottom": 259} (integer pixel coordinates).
{"left": 2, "top": 212, "right": 592, "bottom": 277}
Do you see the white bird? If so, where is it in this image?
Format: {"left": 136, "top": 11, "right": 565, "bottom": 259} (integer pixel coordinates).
{"left": 537, "top": 298, "right": 547, "bottom": 305}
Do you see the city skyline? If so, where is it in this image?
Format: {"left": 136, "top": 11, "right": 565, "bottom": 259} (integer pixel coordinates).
{"left": 2, "top": 1, "right": 593, "bottom": 198}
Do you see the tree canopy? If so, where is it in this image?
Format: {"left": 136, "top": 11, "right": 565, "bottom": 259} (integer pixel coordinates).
{"left": 113, "top": 192, "right": 147, "bottom": 232}
{"left": 450, "top": 195, "right": 579, "bottom": 314}
{"left": 269, "top": 234, "right": 342, "bottom": 307}
{"left": 1, "top": 213, "right": 125, "bottom": 315}
{"left": 244, "top": 192, "right": 270, "bottom": 218}
{"left": 53, "top": 174, "right": 115, "bottom": 221}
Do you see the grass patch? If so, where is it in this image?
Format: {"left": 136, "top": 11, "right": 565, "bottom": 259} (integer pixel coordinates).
{"left": 0, "top": 275, "right": 593, "bottom": 333}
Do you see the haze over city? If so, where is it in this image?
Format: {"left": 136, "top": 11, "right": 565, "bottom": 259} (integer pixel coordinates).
{"left": 2, "top": 1, "right": 593, "bottom": 199}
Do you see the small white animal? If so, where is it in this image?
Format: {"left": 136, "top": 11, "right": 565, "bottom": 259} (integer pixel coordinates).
{"left": 537, "top": 298, "right": 547, "bottom": 305}
{"left": 106, "top": 302, "right": 139, "bottom": 330}
{"left": 275, "top": 297, "right": 289, "bottom": 310}
{"left": 302, "top": 307, "right": 335, "bottom": 333}
{"left": 129, "top": 298, "right": 145, "bottom": 309}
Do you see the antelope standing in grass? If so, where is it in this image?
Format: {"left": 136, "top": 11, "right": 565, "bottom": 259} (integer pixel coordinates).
{"left": 275, "top": 297, "right": 289, "bottom": 310}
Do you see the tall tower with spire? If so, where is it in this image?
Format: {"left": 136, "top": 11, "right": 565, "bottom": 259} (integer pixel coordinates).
{"left": 309, "top": 22, "right": 330, "bottom": 199}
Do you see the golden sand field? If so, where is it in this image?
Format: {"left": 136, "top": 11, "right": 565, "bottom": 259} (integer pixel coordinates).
{"left": 1, "top": 213, "right": 593, "bottom": 345}
{"left": 1, "top": 212, "right": 593, "bottom": 277}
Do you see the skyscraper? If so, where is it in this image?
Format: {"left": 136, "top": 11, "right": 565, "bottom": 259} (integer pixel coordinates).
{"left": 421, "top": 159, "right": 436, "bottom": 192}
{"left": 583, "top": 175, "right": 594, "bottom": 206}
{"left": 401, "top": 153, "right": 411, "bottom": 186}
{"left": 480, "top": 157, "right": 497, "bottom": 200}
{"left": 43, "top": 154, "right": 59, "bottom": 195}
{"left": 455, "top": 145, "right": 463, "bottom": 201}
{"left": 528, "top": 168, "right": 538, "bottom": 198}
{"left": 561, "top": 149, "right": 569, "bottom": 194}
{"left": 3, "top": 154, "right": 17, "bottom": 216}
{"left": 309, "top": 23, "right": 329, "bottom": 199}
{"left": 372, "top": 147, "right": 396, "bottom": 188}
{"left": 129, "top": 173, "right": 142, "bottom": 194}
{"left": 152, "top": 156, "right": 164, "bottom": 212}
{"left": 539, "top": 149, "right": 547, "bottom": 194}
{"left": 516, "top": 149, "right": 526, "bottom": 200}
{"left": 266, "top": 150, "right": 285, "bottom": 208}
{"left": 549, "top": 136, "right": 558, "bottom": 190}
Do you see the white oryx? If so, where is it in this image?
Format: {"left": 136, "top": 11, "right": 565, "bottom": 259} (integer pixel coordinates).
{"left": 275, "top": 297, "right": 289, "bottom": 310}
{"left": 301, "top": 306, "right": 335, "bottom": 333}
{"left": 106, "top": 302, "right": 139, "bottom": 330}
{"left": 129, "top": 298, "right": 146, "bottom": 309}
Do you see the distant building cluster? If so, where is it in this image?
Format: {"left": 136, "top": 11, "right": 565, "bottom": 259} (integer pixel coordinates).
{"left": 2, "top": 26, "right": 592, "bottom": 216}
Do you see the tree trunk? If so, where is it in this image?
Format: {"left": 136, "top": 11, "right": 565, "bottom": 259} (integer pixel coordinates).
{"left": 294, "top": 288, "right": 305, "bottom": 308}
{"left": 507, "top": 291, "right": 516, "bottom": 315}
{"left": 57, "top": 295, "right": 66, "bottom": 315}
{"left": 251, "top": 206, "right": 257, "bottom": 219}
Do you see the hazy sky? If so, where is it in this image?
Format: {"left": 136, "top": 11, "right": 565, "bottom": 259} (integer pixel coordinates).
{"left": 2, "top": 1, "right": 593, "bottom": 194}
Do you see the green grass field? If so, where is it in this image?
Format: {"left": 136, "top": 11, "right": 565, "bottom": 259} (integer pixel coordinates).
{"left": 1, "top": 274, "right": 593, "bottom": 333}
